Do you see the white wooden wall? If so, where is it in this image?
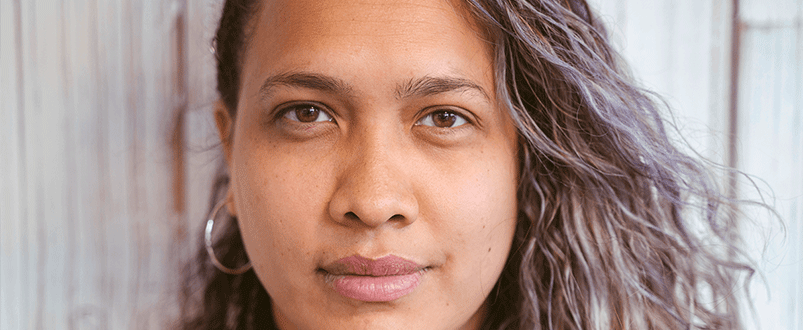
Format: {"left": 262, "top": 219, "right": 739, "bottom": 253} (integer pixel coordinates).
{"left": 1, "top": 0, "right": 800, "bottom": 329}
{"left": 0, "top": 0, "right": 223, "bottom": 328}
{"left": 592, "top": 0, "right": 803, "bottom": 330}
{"left": 589, "top": 0, "right": 803, "bottom": 328}
{"left": 735, "top": 1, "right": 802, "bottom": 328}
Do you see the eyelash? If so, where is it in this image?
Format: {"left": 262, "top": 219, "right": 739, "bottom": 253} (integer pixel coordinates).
{"left": 277, "top": 102, "right": 336, "bottom": 124}
{"left": 415, "top": 109, "right": 470, "bottom": 128}
{"left": 276, "top": 102, "right": 472, "bottom": 130}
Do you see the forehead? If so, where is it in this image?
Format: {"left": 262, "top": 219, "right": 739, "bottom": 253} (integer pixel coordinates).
{"left": 241, "top": 0, "right": 493, "bottom": 89}
{"left": 251, "top": 0, "right": 483, "bottom": 46}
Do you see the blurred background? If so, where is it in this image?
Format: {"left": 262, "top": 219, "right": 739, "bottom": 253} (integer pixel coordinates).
{"left": 1, "top": 0, "right": 800, "bottom": 329}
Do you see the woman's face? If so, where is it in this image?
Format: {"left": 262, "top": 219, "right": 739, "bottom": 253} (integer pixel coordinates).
{"left": 217, "top": 0, "right": 519, "bottom": 328}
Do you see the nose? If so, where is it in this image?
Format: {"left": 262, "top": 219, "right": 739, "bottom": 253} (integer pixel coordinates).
{"left": 327, "top": 135, "right": 418, "bottom": 229}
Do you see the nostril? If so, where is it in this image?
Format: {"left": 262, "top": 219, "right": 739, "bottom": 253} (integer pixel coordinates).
{"left": 388, "top": 214, "right": 405, "bottom": 222}
{"left": 341, "top": 212, "right": 409, "bottom": 227}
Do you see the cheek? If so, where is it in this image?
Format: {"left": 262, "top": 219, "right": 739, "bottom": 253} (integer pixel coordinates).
{"left": 435, "top": 132, "right": 519, "bottom": 238}
{"left": 425, "top": 147, "right": 519, "bottom": 299}
{"left": 434, "top": 169, "right": 517, "bottom": 244}
{"left": 232, "top": 142, "right": 334, "bottom": 297}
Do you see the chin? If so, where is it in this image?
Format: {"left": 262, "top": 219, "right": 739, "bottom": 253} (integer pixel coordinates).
{"left": 273, "top": 296, "right": 479, "bottom": 330}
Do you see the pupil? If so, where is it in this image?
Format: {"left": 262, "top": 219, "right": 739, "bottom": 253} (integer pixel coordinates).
{"left": 434, "top": 111, "right": 456, "bottom": 127}
{"left": 296, "top": 106, "right": 319, "bottom": 122}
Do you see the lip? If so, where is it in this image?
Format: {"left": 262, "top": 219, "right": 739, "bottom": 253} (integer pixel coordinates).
{"left": 321, "top": 255, "right": 426, "bottom": 302}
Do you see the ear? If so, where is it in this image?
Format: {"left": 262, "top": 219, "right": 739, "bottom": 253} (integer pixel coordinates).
{"left": 214, "top": 100, "right": 234, "bottom": 163}
{"left": 214, "top": 100, "right": 238, "bottom": 216}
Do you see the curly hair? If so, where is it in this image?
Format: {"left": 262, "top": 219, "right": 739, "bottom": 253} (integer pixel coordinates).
{"left": 180, "top": 0, "right": 755, "bottom": 329}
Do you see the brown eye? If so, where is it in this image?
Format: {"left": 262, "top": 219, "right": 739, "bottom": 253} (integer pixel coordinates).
{"left": 416, "top": 110, "right": 468, "bottom": 128}
{"left": 432, "top": 111, "right": 456, "bottom": 127}
{"left": 283, "top": 104, "right": 334, "bottom": 123}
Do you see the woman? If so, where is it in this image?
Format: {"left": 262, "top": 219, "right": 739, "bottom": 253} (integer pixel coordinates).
{"left": 181, "top": 0, "right": 754, "bottom": 329}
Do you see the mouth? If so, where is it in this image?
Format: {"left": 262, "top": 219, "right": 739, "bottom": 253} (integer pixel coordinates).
{"left": 319, "top": 255, "right": 429, "bottom": 302}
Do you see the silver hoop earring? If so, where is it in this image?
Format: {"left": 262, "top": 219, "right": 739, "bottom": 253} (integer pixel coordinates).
{"left": 205, "top": 199, "right": 252, "bottom": 275}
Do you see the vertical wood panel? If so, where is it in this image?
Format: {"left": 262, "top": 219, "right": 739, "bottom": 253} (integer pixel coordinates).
{"left": 710, "top": 0, "right": 737, "bottom": 172}
{"left": 67, "top": 0, "right": 110, "bottom": 328}
{"left": 61, "top": 0, "right": 81, "bottom": 327}
{"left": 797, "top": 3, "right": 803, "bottom": 327}
{"left": 617, "top": 0, "right": 674, "bottom": 94}
{"left": 1, "top": 0, "right": 25, "bottom": 328}
{"left": 736, "top": 0, "right": 803, "bottom": 327}
{"left": 2, "top": 0, "right": 199, "bottom": 328}
{"left": 591, "top": 1, "right": 802, "bottom": 329}
{"left": 116, "top": 0, "right": 141, "bottom": 327}
{"left": 18, "top": 2, "right": 38, "bottom": 329}
{"left": 26, "top": 0, "right": 70, "bottom": 328}
{"left": 738, "top": 25, "right": 802, "bottom": 329}
{"left": 184, "top": 0, "right": 224, "bottom": 275}
{"left": 130, "top": 1, "right": 179, "bottom": 327}
{"left": 620, "top": 1, "right": 731, "bottom": 161}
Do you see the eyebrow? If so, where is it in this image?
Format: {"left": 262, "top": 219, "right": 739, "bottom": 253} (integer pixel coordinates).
{"left": 259, "top": 72, "right": 356, "bottom": 100}
{"left": 259, "top": 71, "right": 490, "bottom": 102}
{"left": 395, "top": 76, "right": 490, "bottom": 100}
